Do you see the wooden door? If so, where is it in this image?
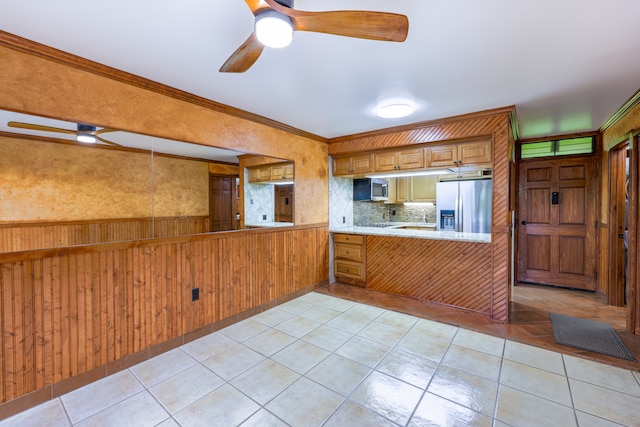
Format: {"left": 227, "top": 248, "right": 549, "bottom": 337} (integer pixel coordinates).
{"left": 333, "top": 156, "right": 351, "bottom": 176}
{"left": 609, "top": 144, "right": 628, "bottom": 306}
{"left": 351, "top": 154, "right": 374, "bottom": 174}
{"left": 275, "top": 184, "right": 294, "bottom": 222}
{"left": 210, "top": 175, "right": 236, "bottom": 232}
{"left": 517, "top": 157, "right": 597, "bottom": 290}
{"left": 411, "top": 176, "right": 436, "bottom": 202}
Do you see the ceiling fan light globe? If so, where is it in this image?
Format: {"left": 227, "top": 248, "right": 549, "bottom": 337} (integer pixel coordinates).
{"left": 255, "top": 10, "right": 293, "bottom": 48}
{"left": 76, "top": 134, "right": 97, "bottom": 143}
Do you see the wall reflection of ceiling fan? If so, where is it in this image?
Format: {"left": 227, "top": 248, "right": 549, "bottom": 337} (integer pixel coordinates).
{"left": 220, "top": 0, "right": 409, "bottom": 73}
{"left": 7, "top": 121, "right": 121, "bottom": 146}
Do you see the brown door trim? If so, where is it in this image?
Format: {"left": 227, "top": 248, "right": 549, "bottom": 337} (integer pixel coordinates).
{"left": 608, "top": 142, "right": 628, "bottom": 306}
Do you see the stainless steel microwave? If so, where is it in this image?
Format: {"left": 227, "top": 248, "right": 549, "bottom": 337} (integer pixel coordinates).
{"left": 353, "top": 178, "right": 388, "bottom": 202}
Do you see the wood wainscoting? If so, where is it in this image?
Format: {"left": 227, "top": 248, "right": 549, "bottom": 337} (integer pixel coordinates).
{"left": 365, "top": 236, "right": 493, "bottom": 314}
{"left": 0, "top": 216, "right": 210, "bottom": 252}
{"left": 0, "top": 224, "right": 329, "bottom": 414}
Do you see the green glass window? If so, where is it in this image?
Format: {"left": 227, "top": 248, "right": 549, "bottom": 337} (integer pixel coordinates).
{"left": 520, "top": 137, "right": 593, "bottom": 159}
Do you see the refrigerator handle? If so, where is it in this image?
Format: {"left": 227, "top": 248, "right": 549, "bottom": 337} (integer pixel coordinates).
{"left": 458, "top": 185, "right": 463, "bottom": 232}
{"left": 455, "top": 182, "right": 461, "bottom": 232}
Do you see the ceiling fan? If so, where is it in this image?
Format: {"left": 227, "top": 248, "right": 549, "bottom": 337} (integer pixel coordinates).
{"left": 7, "top": 121, "right": 121, "bottom": 146}
{"left": 219, "top": 0, "right": 409, "bottom": 73}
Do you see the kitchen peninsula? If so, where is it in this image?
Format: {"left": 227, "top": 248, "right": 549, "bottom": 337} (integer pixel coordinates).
{"left": 330, "top": 225, "right": 493, "bottom": 315}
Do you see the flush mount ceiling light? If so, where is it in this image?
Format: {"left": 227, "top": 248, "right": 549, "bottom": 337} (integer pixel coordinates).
{"left": 255, "top": 9, "right": 294, "bottom": 48}
{"left": 374, "top": 99, "right": 417, "bottom": 119}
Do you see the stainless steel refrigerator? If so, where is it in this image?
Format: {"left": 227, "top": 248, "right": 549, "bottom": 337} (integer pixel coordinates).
{"left": 436, "top": 179, "right": 492, "bottom": 233}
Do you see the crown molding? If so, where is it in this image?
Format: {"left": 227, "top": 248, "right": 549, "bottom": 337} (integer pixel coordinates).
{"left": 0, "top": 30, "right": 327, "bottom": 143}
{"left": 600, "top": 88, "right": 640, "bottom": 132}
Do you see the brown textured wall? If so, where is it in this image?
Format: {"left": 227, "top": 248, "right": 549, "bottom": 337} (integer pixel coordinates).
{"left": 0, "top": 136, "right": 152, "bottom": 221}
{"left": 0, "top": 135, "right": 209, "bottom": 222}
{"left": 153, "top": 155, "right": 209, "bottom": 217}
{"left": 209, "top": 163, "right": 239, "bottom": 175}
{"left": 0, "top": 42, "right": 328, "bottom": 225}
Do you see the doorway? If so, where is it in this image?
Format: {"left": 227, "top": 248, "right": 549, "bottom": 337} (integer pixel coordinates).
{"left": 209, "top": 174, "right": 238, "bottom": 232}
{"left": 517, "top": 157, "right": 597, "bottom": 290}
{"left": 609, "top": 142, "right": 630, "bottom": 307}
{"left": 274, "top": 184, "right": 294, "bottom": 223}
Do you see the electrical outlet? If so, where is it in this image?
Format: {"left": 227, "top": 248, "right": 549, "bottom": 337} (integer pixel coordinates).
{"left": 262, "top": 214, "right": 267, "bottom": 220}
{"left": 192, "top": 288, "right": 200, "bottom": 301}
{"left": 392, "top": 210, "right": 396, "bottom": 216}
{"left": 250, "top": 199, "right": 254, "bottom": 205}
{"left": 342, "top": 216, "right": 346, "bottom": 223}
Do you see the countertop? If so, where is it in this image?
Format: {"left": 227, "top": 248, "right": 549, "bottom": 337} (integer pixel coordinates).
{"left": 330, "top": 224, "right": 491, "bottom": 243}
{"left": 245, "top": 222, "right": 294, "bottom": 228}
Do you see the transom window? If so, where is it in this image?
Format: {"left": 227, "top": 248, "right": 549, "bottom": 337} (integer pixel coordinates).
{"left": 520, "top": 136, "right": 594, "bottom": 159}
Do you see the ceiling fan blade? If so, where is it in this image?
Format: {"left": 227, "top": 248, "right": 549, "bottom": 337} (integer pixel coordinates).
{"left": 7, "top": 121, "right": 76, "bottom": 135}
{"left": 94, "top": 128, "right": 117, "bottom": 135}
{"left": 245, "top": 0, "right": 269, "bottom": 15}
{"left": 263, "top": 0, "right": 408, "bottom": 42}
{"left": 219, "top": 32, "right": 265, "bottom": 73}
{"left": 95, "top": 135, "right": 122, "bottom": 147}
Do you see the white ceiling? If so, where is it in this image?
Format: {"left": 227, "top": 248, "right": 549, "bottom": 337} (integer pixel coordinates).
{"left": 1, "top": 0, "right": 640, "bottom": 141}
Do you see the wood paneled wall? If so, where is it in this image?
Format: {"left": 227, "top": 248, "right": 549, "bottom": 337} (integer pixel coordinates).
{"left": 0, "top": 216, "right": 210, "bottom": 252}
{"left": 0, "top": 224, "right": 329, "bottom": 406}
{"left": 329, "top": 107, "right": 514, "bottom": 322}
{"left": 366, "top": 236, "right": 492, "bottom": 313}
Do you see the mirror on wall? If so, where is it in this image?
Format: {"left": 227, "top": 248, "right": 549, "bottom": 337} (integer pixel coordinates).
{"left": 243, "top": 160, "right": 295, "bottom": 228}
{"left": 0, "top": 110, "right": 294, "bottom": 253}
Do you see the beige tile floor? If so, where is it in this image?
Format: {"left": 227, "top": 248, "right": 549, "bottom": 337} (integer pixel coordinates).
{"left": 2, "top": 291, "right": 640, "bottom": 427}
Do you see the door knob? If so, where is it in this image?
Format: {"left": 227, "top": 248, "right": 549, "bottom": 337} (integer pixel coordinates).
{"left": 521, "top": 221, "right": 527, "bottom": 225}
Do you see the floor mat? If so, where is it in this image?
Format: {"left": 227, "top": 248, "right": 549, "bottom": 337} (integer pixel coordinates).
{"left": 549, "top": 312, "right": 636, "bottom": 361}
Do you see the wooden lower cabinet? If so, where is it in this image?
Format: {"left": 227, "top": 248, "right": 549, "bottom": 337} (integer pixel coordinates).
{"left": 334, "top": 233, "right": 366, "bottom": 282}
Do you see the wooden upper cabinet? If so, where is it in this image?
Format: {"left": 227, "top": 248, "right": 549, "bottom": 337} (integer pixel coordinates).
{"left": 248, "top": 167, "right": 270, "bottom": 182}
{"left": 270, "top": 162, "right": 294, "bottom": 180}
{"left": 459, "top": 140, "right": 492, "bottom": 166}
{"left": 427, "top": 140, "right": 492, "bottom": 168}
{"left": 248, "top": 162, "right": 293, "bottom": 183}
{"left": 333, "top": 154, "right": 373, "bottom": 176}
{"left": 374, "top": 148, "right": 424, "bottom": 172}
{"left": 427, "top": 145, "right": 458, "bottom": 168}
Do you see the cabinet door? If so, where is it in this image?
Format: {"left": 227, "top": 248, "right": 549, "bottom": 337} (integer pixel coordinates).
{"left": 258, "top": 167, "right": 271, "bottom": 181}
{"left": 270, "top": 164, "right": 285, "bottom": 180}
{"left": 351, "top": 154, "right": 374, "bottom": 174}
{"left": 271, "top": 163, "right": 294, "bottom": 180}
{"left": 396, "top": 177, "right": 410, "bottom": 202}
{"left": 333, "top": 156, "right": 352, "bottom": 176}
{"left": 374, "top": 151, "right": 398, "bottom": 172}
{"left": 398, "top": 148, "right": 424, "bottom": 170}
{"left": 459, "top": 140, "right": 492, "bottom": 166}
{"left": 410, "top": 176, "right": 436, "bottom": 202}
{"left": 427, "top": 145, "right": 458, "bottom": 167}
{"left": 283, "top": 163, "right": 294, "bottom": 179}
{"left": 248, "top": 168, "right": 261, "bottom": 182}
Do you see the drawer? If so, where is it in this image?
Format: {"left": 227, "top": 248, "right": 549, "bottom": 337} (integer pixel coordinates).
{"left": 334, "top": 260, "right": 365, "bottom": 280}
{"left": 334, "top": 243, "right": 364, "bottom": 262}
{"left": 333, "top": 233, "right": 364, "bottom": 245}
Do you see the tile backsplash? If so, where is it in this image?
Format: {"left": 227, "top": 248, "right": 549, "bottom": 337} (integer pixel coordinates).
{"left": 353, "top": 201, "right": 436, "bottom": 225}
{"left": 244, "top": 170, "right": 274, "bottom": 224}
{"left": 329, "top": 161, "right": 353, "bottom": 228}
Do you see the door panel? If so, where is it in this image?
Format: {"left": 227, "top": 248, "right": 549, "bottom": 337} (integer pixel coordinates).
{"left": 518, "top": 157, "right": 596, "bottom": 290}
{"left": 528, "top": 189, "right": 551, "bottom": 223}
{"left": 527, "top": 235, "right": 550, "bottom": 270}
{"left": 559, "top": 236, "right": 584, "bottom": 274}
{"left": 559, "top": 187, "right": 585, "bottom": 224}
